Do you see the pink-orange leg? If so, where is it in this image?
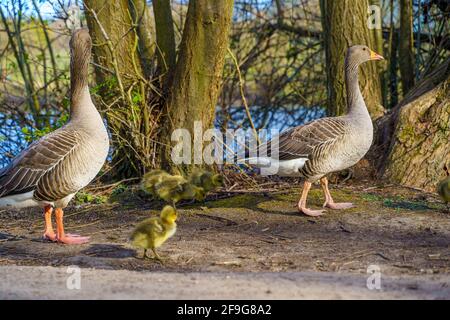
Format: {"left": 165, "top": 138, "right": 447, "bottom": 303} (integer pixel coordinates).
{"left": 298, "top": 181, "right": 325, "bottom": 216}
{"left": 43, "top": 205, "right": 57, "bottom": 241}
{"left": 55, "top": 208, "right": 90, "bottom": 245}
{"left": 320, "top": 177, "right": 354, "bottom": 210}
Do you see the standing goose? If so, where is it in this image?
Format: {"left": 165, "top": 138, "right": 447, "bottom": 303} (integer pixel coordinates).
{"left": 0, "top": 29, "right": 109, "bottom": 244}
{"left": 241, "top": 45, "right": 383, "bottom": 216}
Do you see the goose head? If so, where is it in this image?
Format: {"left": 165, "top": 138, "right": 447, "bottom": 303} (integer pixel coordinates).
{"left": 346, "top": 45, "right": 384, "bottom": 66}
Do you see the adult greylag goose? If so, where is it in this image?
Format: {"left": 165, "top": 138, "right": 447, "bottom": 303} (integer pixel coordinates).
{"left": 240, "top": 45, "right": 383, "bottom": 216}
{"left": 0, "top": 29, "right": 109, "bottom": 244}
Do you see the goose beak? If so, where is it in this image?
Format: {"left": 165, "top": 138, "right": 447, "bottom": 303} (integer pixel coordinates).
{"left": 370, "top": 50, "right": 384, "bottom": 61}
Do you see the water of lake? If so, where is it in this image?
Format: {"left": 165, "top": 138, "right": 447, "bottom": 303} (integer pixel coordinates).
{"left": 0, "top": 105, "right": 325, "bottom": 168}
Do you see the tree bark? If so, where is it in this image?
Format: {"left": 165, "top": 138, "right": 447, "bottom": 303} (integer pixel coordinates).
{"left": 129, "top": 0, "right": 155, "bottom": 80}
{"left": 84, "top": 0, "right": 143, "bottom": 88}
{"left": 373, "top": 58, "right": 450, "bottom": 192}
{"left": 369, "top": 0, "right": 387, "bottom": 108}
{"left": 399, "top": 0, "right": 415, "bottom": 95}
{"left": 84, "top": 0, "right": 154, "bottom": 178}
{"left": 369, "top": 0, "right": 384, "bottom": 56}
{"left": 387, "top": 0, "right": 399, "bottom": 109}
{"left": 320, "top": 0, "right": 384, "bottom": 119}
{"left": 152, "top": 0, "right": 176, "bottom": 79}
{"left": 161, "top": 0, "right": 234, "bottom": 174}
{"left": 83, "top": 0, "right": 235, "bottom": 178}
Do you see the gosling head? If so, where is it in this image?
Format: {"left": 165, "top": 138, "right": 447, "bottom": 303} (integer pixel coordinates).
{"left": 346, "top": 45, "right": 384, "bottom": 67}
{"left": 160, "top": 205, "right": 177, "bottom": 224}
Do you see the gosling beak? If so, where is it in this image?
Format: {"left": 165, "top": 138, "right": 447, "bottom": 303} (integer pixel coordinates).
{"left": 370, "top": 50, "right": 384, "bottom": 61}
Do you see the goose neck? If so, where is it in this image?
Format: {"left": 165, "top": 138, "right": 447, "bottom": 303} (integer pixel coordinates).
{"left": 345, "top": 61, "right": 367, "bottom": 117}
{"left": 69, "top": 85, "right": 97, "bottom": 121}
{"left": 69, "top": 51, "right": 101, "bottom": 124}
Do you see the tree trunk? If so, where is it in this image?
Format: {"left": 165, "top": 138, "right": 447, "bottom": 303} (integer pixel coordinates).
{"left": 320, "top": 0, "right": 384, "bottom": 119}
{"left": 84, "top": 0, "right": 234, "bottom": 177}
{"left": 399, "top": 0, "right": 415, "bottom": 95}
{"left": 373, "top": 58, "right": 450, "bottom": 192}
{"left": 369, "top": 0, "right": 387, "bottom": 108}
{"left": 84, "top": 0, "right": 143, "bottom": 88}
{"left": 129, "top": 0, "right": 155, "bottom": 80}
{"left": 84, "top": 0, "right": 155, "bottom": 178}
{"left": 387, "top": 0, "right": 399, "bottom": 109}
{"left": 369, "top": 0, "right": 384, "bottom": 56}
{"left": 152, "top": 0, "right": 176, "bottom": 80}
{"left": 161, "top": 0, "right": 234, "bottom": 174}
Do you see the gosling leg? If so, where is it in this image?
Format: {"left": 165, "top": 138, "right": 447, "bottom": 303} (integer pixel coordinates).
{"left": 152, "top": 248, "right": 164, "bottom": 264}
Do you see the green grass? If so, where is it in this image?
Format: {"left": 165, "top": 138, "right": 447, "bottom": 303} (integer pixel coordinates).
{"left": 74, "top": 191, "right": 108, "bottom": 205}
{"left": 361, "top": 192, "right": 437, "bottom": 211}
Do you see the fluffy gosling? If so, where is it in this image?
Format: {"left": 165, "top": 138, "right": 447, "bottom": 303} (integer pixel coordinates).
{"left": 142, "top": 170, "right": 205, "bottom": 205}
{"left": 130, "top": 205, "right": 177, "bottom": 261}
{"left": 154, "top": 176, "right": 205, "bottom": 204}
{"left": 141, "top": 169, "right": 172, "bottom": 195}
{"left": 188, "top": 169, "right": 224, "bottom": 193}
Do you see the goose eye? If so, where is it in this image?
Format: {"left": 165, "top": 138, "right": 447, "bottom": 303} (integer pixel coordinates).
{"left": 363, "top": 48, "right": 366, "bottom": 51}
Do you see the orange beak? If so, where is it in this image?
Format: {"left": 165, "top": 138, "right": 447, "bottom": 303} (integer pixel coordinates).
{"left": 370, "top": 50, "right": 384, "bottom": 61}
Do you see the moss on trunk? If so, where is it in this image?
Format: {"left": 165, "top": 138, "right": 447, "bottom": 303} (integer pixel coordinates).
{"left": 373, "top": 58, "right": 450, "bottom": 192}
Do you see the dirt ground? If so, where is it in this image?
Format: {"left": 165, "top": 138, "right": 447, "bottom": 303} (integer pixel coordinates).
{"left": 0, "top": 181, "right": 449, "bottom": 299}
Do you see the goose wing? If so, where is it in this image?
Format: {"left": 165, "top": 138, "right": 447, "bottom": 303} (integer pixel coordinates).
{"left": 0, "top": 128, "right": 82, "bottom": 200}
{"left": 264, "top": 117, "right": 349, "bottom": 161}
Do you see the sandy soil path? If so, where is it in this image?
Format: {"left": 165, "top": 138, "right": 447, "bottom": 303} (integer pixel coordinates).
{"left": 1, "top": 265, "right": 449, "bottom": 299}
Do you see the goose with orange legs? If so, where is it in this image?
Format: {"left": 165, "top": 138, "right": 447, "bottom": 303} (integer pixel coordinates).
{"left": 239, "top": 45, "right": 384, "bottom": 216}
{"left": 0, "top": 29, "right": 109, "bottom": 244}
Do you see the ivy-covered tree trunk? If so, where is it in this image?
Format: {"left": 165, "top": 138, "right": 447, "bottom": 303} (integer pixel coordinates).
{"left": 373, "top": 58, "right": 450, "bottom": 192}
{"left": 320, "top": 0, "right": 384, "bottom": 119}
{"left": 161, "top": 0, "right": 234, "bottom": 174}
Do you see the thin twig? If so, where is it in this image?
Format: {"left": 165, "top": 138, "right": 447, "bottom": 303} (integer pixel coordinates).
{"left": 227, "top": 47, "right": 260, "bottom": 145}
